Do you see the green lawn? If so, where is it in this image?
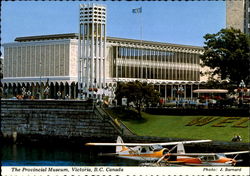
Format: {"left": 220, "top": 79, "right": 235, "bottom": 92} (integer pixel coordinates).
{"left": 113, "top": 111, "right": 249, "bottom": 143}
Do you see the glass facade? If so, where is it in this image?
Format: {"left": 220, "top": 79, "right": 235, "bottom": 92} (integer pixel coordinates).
{"left": 111, "top": 46, "right": 200, "bottom": 81}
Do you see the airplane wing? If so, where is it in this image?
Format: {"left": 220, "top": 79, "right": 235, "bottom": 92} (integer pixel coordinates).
{"left": 86, "top": 142, "right": 153, "bottom": 146}
{"left": 170, "top": 153, "right": 217, "bottom": 156}
{"left": 85, "top": 140, "right": 212, "bottom": 146}
{"left": 223, "top": 151, "right": 250, "bottom": 155}
{"left": 170, "top": 151, "right": 250, "bottom": 156}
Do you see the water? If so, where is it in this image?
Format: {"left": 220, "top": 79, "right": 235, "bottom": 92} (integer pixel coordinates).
{"left": 1, "top": 143, "right": 249, "bottom": 166}
{"left": 1, "top": 143, "right": 139, "bottom": 166}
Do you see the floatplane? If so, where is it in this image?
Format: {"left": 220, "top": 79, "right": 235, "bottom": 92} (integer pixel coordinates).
{"left": 85, "top": 136, "right": 249, "bottom": 166}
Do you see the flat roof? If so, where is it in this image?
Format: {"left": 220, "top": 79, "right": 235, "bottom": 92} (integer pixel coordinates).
{"left": 107, "top": 36, "right": 203, "bottom": 50}
{"left": 14, "top": 33, "right": 203, "bottom": 50}
{"left": 15, "top": 33, "right": 79, "bottom": 42}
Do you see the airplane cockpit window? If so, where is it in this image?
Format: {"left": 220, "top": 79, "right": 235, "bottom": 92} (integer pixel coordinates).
{"left": 141, "top": 147, "right": 147, "bottom": 153}
{"left": 201, "top": 155, "right": 216, "bottom": 161}
{"left": 152, "top": 145, "right": 163, "bottom": 150}
{"left": 214, "top": 155, "right": 220, "bottom": 160}
{"left": 208, "top": 156, "right": 216, "bottom": 161}
{"left": 200, "top": 156, "right": 206, "bottom": 161}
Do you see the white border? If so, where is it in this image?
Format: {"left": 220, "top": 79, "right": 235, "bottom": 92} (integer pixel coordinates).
{"left": 2, "top": 166, "right": 250, "bottom": 176}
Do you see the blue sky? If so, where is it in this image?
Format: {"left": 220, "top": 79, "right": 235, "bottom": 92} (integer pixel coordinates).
{"left": 2, "top": 1, "right": 225, "bottom": 47}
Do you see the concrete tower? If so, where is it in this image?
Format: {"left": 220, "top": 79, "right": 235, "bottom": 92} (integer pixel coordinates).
{"left": 78, "top": 4, "right": 107, "bottom": 99}
{"left": 226, "top": 0, "right": 250, "bottom": 34}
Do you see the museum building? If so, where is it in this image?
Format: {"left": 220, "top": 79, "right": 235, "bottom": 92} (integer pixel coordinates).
{"left": 2, "top": 4, "right": 205, "bottom": 100}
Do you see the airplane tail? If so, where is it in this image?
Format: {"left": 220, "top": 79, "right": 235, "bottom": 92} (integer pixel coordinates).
{"left": 176, "top": 143, "right": 186, "bottom": 159}
{"left": 177, "top": 143, "right": 185, "bottom": 154}
{"left": 116, "top": 136, "right": 124, "bottom": 153}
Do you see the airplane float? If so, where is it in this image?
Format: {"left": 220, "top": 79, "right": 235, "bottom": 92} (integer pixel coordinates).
{"left": 85, "top": 136, "right": 250, "bottom": 166}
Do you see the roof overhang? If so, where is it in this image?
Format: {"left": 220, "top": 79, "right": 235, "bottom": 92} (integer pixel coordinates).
{"left": 193, "top": 89, "right": 228, "bottom": 93}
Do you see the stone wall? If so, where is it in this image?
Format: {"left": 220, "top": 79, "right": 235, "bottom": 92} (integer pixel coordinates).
{"left": 1, "top": 100, "right": 248, "bottom": 152}
{"left": 1, "top": 100, "right": 120, "bottom": 143}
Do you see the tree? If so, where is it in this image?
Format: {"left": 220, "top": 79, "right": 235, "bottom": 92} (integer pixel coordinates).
{"left": 203, "top": 80, "right": 235, "bottom": 94}
{"left": 200, "top": 28, "right": 250, "bottom": 86}
{"left": 115, "top": 81, "right": 160, "bottom": 118}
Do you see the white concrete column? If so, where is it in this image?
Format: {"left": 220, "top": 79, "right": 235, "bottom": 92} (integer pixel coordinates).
{"left": 156, "top": 51, "right": 159, "bottom": 79}
{"left": 40, "top": 83, "right": 44, "bottom": 99}
{"left": 31, "top": 83, "right": 35, "bottom": 97}
{"left": 69, "top": 85, "right": 72, "bottom": 99}
{"left": 160, "top": 50, "right": 163, "bottom": 79}
{"left": 116, "top": 46, "right": 119, "bottom": 79}
{"left": 103, "top": 21, "right": 107, "bottom": 87}
{"left": 152, "top": 50, "right": 155, "bottom": 79}
{"left": 129, "top": 47, "right": 134, "bottom": 78}
{"left": 58, "top": 83, "right": 61, "bottom": 93}
{"left": 191, "top": 84, "right": 193, "bottom": 100}
{"left": 140, "top": 48, "right": 143, "bottom": 79}
{"left": 54, "top": 84, "right": 57, "bottom": 98}
{"left": 165, "top": 84, "right": 167, "bottom": 102}
{"left": 73, "top": 83, "right": 76, "bottom": 98}
{"left": 62, "top": 83, "right": 66, "bottom": 98}
{"left": 171, "top": 85, "right": 173, "bottom": 98}
{"left": 184, "top": 84, "right": 186, "bottom": 99}
{"left": 125, "top": 48, "right": 127, "bottom": 78}
{"left": 96, "top": 23, "right": 99, "bottom": 88}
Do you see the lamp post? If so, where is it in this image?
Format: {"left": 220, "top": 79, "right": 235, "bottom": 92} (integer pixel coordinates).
{"left": 57, "top": 91, "right": 61, "bottom": 99}
{"left": 39, "top": 61, "right": 42, "bottom": 99}
{"left": 27, "top": 90, "right": 31, "bottom": 99}
{"left": 173, "top": 87, "right": 177, "bottom": 100}
{"left": 44, "top": 86, "right": 50, "bottom": 99}
{"left": 177, "top": 85, "right": 184, "bottom": 100}
{"left": 238, "top": 80, "right": 246, "bottom": 105}
{"left": 22, "top": 87, "right": 26, "bottom": 99}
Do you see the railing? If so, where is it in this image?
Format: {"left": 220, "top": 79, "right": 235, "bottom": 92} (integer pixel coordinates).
{"left": 94, "top": 106, "right": 135, "bottom": 136}
{"left": 103, "top": 108, "right": 136, "bottom": 136}
{"left": 94, "top": 106, "right": 123, "bottom": 135}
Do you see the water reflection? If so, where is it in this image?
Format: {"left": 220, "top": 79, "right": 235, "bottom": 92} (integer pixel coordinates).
{"left": 2, "top": 143, "right": 139, "bottom": 166}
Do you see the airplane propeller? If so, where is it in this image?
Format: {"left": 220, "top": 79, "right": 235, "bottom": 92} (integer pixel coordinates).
{"left": 233, "top": 154, "right": 239, "bottom": 160}
{"left": 232, "top": 154, "right": 243, "bottom": 166}
{"left": 236, "top": 159, "right": 243, "bottom": 163}
{"left": 156, "top": 145, "right": 177, "bottom": 164}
